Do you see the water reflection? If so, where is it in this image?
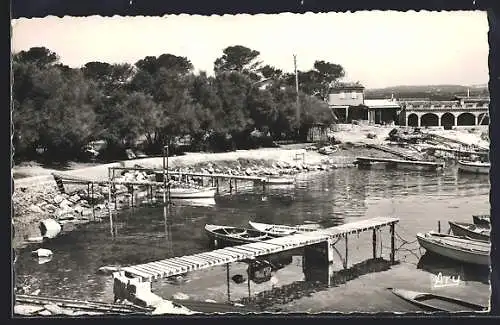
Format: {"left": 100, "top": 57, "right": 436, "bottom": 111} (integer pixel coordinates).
{"left": 417, "top": 252, "right": 490, "bottom": 285}
{"left": 14, "top": 167, "right": 490, "bottom": 310}
{"left": 240, "top": 257, "right": 392, "bottom": 310}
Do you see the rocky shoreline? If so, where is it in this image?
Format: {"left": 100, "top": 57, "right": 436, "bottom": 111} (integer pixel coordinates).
{"left": 12, "top": 152, "right": 359, "bottom": 250}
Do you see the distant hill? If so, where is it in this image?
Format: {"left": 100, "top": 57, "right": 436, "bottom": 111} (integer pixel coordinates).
{"left": 365, "top": 84, "right": 489, "bottom": 100}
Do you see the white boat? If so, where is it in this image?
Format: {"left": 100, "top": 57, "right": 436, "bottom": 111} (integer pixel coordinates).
{"left": 264, "top": 177, "right": 295, "bottom": 185}
{"left": 416, "top": 232, "right": 490, "bottom": 266}
{"left": 158, "top": 187, "right": 216, "bottom": 199}
{"left": 248, "top": 221, "right": 321, "bottom": 236}
{"left": 457, "top": 160, "right": 490, "bottom": 174}
{"left": 389, "top": 288, "right": 487, "bottom": 312}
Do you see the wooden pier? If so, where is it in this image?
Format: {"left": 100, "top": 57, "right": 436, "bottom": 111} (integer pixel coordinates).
{"left": 366, "top": 144, "right": 421, "bottom": 161}
{"left": 118, "top": 217, "right": 399, "bottom": 282}
{"left": 355, "top": 156, "right": 445, "bottom": 170}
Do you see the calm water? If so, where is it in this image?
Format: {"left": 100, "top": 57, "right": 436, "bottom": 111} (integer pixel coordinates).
{"left": 14, "top": 167, "right": 491, "bottom": 313}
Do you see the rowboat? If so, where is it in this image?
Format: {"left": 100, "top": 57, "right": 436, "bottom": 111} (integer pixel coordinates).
{"left": 158, "top": 187, "right": 216, "bottom": 199}
{"left": 472, "top": 214, "right": 490, "bottom": 227}
{"left": 171, "top": 299, "right": 257, "bottom": 314}
{"left": 416, "top": 232, "right": 490, "bottom": 266}
{"left": 205, "top": 224, "right": 276, "bottom": 247}
{"left": 457, "top": 160, "right": 490, "bottom": 174}
{"left": 248, "top": 221, "right": 321, "bottom": 237}
{"left": 388, "top": 288, "right": 487, "bottom": 312}
{"left": 264, "top": 177, "right": 295, "bottom": 185}
{"left": 448, "top": 221, "right": 490, "bottom": 241}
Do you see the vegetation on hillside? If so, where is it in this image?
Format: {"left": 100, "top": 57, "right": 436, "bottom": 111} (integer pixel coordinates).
{"left": 365, "top": 84, "right": 489, "bottom": 100}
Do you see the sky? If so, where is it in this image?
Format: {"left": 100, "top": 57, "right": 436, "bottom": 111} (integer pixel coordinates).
{"left": 11, "top": 11, "right": 489, "bottom": 89}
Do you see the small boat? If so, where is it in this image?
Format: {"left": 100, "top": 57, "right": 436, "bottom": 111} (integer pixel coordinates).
{"left": 248, "top": 221, "right": 320, "bottom": 237}
{"left": 264, "top": 177, "right": 295, "bottom": 185}
{"left": 416, "top": 232, "right": 490, "bottom": 266}
{"left": 205, "top": 224, "right": 276, "bottom": 247}
{"left": 457, "top": 160, "right": 490, "bottom": 174}
{"left": 448, "top": 221, "right": 490, "bottom": 241}
{"left": 159, "top": 187, "right": 216, "bottom": 199}
{"left": 472, "top": 214, "right": 490, "bottom": 227}
{"left": 171, "top": 299, "right": 258, "bottom": 314}
{"left": 389, "top": 288, "right": 487, "bottom": 312}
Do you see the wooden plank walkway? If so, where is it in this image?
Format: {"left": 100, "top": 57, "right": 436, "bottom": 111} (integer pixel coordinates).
{"left": 355, "top": 156, "right": 445, "bottom": 168}
{"left": 121, "top": 217, "right": 399, "bottom": 281}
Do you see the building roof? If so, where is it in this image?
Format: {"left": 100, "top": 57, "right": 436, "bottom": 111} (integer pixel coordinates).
{"left": 364, "top": 99, "right": 401, "bottom": 109}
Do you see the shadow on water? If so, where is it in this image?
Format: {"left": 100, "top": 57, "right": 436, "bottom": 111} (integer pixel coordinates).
{"left": 417, "top": 252, "right": 490, "bottom": 284}
{"left": 239, "top": 257, "right": 393, "bottom": 310}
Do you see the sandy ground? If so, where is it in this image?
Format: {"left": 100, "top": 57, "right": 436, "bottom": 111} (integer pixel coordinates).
{"left": 12, "top": 125, "right": 488, "bottom": 181}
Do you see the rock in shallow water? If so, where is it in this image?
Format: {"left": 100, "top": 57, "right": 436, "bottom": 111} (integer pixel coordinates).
{"left": 32, "top": 248, "right": 53, "bottom": 258}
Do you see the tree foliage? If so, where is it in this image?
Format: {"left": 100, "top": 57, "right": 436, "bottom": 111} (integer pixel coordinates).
{"left": 13, "top": 46, "right": 344, "bottom": 162}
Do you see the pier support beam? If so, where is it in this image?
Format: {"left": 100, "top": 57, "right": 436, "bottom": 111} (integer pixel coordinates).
{"left": 390, "top": 223, "right": 395, "bottom": 264}
{"left": 344, "top": 236, "right": 349, "bottom": 269}
{"left": 303, "top": 238, "right": 335, "bottom": 269}
{"left": 372, "top": 229, "right": 377, "bottom": 259}
{"left": 226, "top": 263, "right": 231, "bottom": 302}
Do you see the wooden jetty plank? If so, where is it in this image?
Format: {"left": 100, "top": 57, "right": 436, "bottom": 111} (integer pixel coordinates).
{"left": 244, "top": 242, "right": 283, "bottom": 254}
{"left": 203, "top": 251, "right": 236, "bottom": 262}
{"left": 122, "top": 267, "right": 154, "bottom": 280}
{"left": 158, "top": 258, "right": 192, "bottom": 271}
{"left": 168, "top": 258, "right": 197, "bottom": 270}
{"left": 129, "top": 265, "right": 163, "bottom": 279}
{"left": 178, "top": 256, "right": 209, "bottom": 268}
{"left": 209, "top": 248, "right": 241, "bottom": 259}
{"left": 140, "top": 263, "right": 169, "bottom": 276}
{"left": 127, "top": 264, "right": 162, "bottom": 278}
{"left": 124, "top": 217, "right": 400, "bottom": 282}
{"left": 233, "top": 244, "right": 266, "bottom": 255}
{"left": 191, "top": 253, "right": 223, "bottom": 265}
{"left": 223, "top": 247, "right": 255, "bottom": 258}
{"left": 154, "top": 260, "right": 187, "bottom": 274}
{"left": 146, "top": 261, "right": 182, "bottom": 276}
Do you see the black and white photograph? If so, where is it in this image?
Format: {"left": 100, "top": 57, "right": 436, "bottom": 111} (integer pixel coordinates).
{"left": 11, "top": 8, "right": 495, "bottom": 315}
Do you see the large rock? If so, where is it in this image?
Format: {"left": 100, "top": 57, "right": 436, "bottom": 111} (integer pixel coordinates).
{"left": 28, "top": 205, "right": 44, "bottom": 214}
{"left": 53, "top": 195, "right": 65, "bottom": 204}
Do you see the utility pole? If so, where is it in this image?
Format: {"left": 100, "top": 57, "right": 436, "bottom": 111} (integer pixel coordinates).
{"left": 294, "top": 54, "right": 300, "bottom": 125}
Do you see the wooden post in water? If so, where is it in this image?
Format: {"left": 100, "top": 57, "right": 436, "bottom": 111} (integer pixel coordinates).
{"left": 372, "top": 229, "right": 377, "bottom": 259}
{"left": 247, "top": 273, "right": 251, "bottom": 299}
{"left": 229, "top": 179, "right": 233, "bottom": 193}
{"left": 226, "top": 263, "right": 231, "bottom": 302}
{"left": 131, "top": 186, "right": 134, "bottom": 209}
{"left": 390, "top": 223, "right": 395, "bottom": 264}
{"left": 91, "top": 182, "right": 95, "bottom": 221}
{"left": 216, "top": 178, "right": 219, "bottom": 194}
{"left": 438, "top": 220, "right": 441, "bottom": 233}
{"left": 235, "top": 179, "right": 237, "bottom": 192}
{"left": 108, "top": 182, "right": 113, "bottom": 236}
{"left": 344, "top": 235, "right": 348, "bottom": 269}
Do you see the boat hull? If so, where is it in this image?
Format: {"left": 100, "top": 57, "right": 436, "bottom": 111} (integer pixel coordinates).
{"left": 457, "top": 161, "right": 490, "bottom": 174}
{"left": 159, "top": 187, "right": 216, "bottom": 199}
{"left": 416, "top": 232, "right": 490, "bottom": 266}
{"left": 248, "top": 221, "right": 320, "bottom": 236}
{"left": 389, "top": 288, "right": 487, "bottom": 312}
{"left": 448, "top": 221, "right": 490, "bottom": 241}
{"left": 205, "top": 224, "right": 276, "bottom": 248}
{"left": 472, "top": 215, "right": 490, "bottom": 227}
